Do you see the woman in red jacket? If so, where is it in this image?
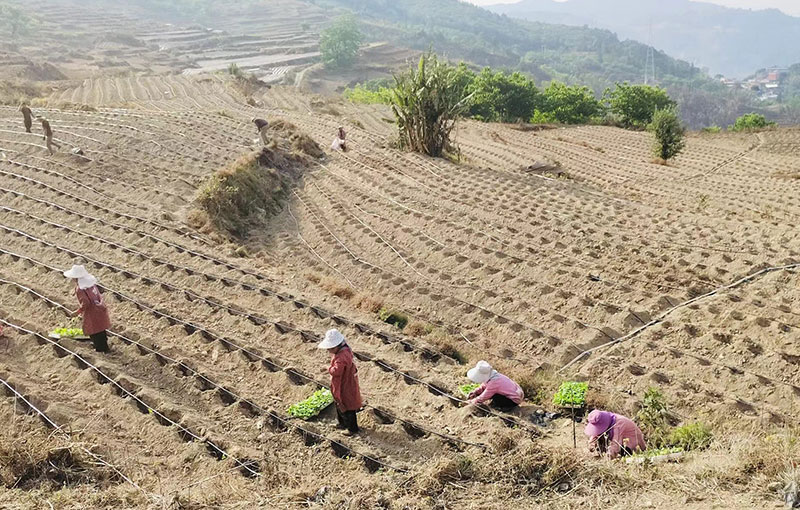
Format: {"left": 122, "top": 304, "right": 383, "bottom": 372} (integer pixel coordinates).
{"left": 318, "top": 329, "right": 362, "bottom": 435}
{"left": 64, "top": 265, "right": 111, "bottom": 353}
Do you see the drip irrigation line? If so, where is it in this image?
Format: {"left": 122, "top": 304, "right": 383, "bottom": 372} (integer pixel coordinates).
{"left": 0, "top": 275, "right": 481, "bottom": 464}
{"left": 0, "top": 167, "right": 209, "bottom": 245}
{"left": 0, "top": 248, "right": 494, "bottom": 449}
{"left": 0, "top": 375, "right": 149, "bottom": 498}
{"left": 0, "top": 317, "right": 261, "bottom": 478}
{"left": 560, "top": 260, "right": 800, "bottom": 374}
{"left": 0, "top": 207, "right": 450, "bottom": 362}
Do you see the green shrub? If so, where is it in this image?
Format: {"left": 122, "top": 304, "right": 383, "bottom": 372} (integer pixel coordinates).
{"left": 552, "top": 381, "right": 588, "bottom": 408}
{"left": 649, "top": 108, "right": 686, "bottom": 162}
{"left": 377, "top": 307, "right": 408, "bottom": 329}
{"left": 636, "top": 387, "right": 671, "bottom": 448}
{"left": 343, "top": 83, "right": 393, "bottom": 104}
{"left": 668, "top": 422, "right": 713, "bottom": 451}
{"left": 701, "top": 125, "right": 722, "bottom": 133}
{"left": 605, "top": 82, "right": 676, "bottom": 129}
{"left": 530, "top": 109, "right": 558, "bottom": 124}
{"left": 542, "top": 82, "right": 603, "bottom": 124}
{"left": 730, "top": 113, "right": 776, "bottom": 132}
{"left": 468, "top": 68, "right": 541, "bottom": 122}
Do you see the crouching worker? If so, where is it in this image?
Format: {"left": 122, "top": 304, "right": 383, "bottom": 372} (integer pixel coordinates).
{"left": 318, "top": 329, "right": 362, "bottom": 436}
{"left": 330, "top": 126, "right": 347, "bottom": 152}
{"left": 252, "top": 118, "right": 270, "bottom": 147}
{"left": 64, "top": 265, "right": 111, "bottom": 353}
{"left": 584, "top": 410, "right": 645, "bottom": 459}
{"left": 466, "top": 360, "right": 524, "bottom": 412}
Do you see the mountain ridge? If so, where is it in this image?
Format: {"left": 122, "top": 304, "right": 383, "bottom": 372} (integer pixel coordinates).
{"left": 489, "top": 0, "right": 800, "bottom": 78}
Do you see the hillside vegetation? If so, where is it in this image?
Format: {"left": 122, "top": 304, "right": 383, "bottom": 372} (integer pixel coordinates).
{"left": 493, "top": 0, "right": 800, "bottom": 78}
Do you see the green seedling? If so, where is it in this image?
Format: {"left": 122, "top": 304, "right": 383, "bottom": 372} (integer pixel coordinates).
{"left": 552, "top": 381, "right": 588, "bottom": 408}
{"left": 51, "top": 327, "right": 84, "bottom": 338}
{"left": 459, "top": 383, "right": 480, "bottom": 396}
{"left": 287, "top": 389, "right": 334, "bottom": 420}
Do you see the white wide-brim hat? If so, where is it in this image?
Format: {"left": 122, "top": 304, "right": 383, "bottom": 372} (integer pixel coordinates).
{"left": 467, "top": 360, "right": 495, "bottom": 384}
{"left": 63, "top": 265, "right": 90, "bottom": 279}
{"left": 318, "top": 329, "right": 345, "bottom": 349}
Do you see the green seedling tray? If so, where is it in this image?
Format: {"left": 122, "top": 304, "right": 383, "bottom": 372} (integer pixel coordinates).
{"left": 287, "top": 388, "right": 334, "bottom": 420}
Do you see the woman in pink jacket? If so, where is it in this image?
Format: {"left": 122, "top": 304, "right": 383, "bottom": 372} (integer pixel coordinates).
{"left": 584, "top": 410, "right": 646, "bottom": 458}
{"left": 466, "top": 360, "right": 524, "bottom": 412}
{"left": 64, "top": 265, "right": 111, "bottom": 353}
{"left": 318, "top": 329, "right": 362, "bottom": 435}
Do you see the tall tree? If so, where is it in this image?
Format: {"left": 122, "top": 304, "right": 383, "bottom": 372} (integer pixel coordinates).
{"left": 320, "top": 14, "right": 363, "bottom": 69}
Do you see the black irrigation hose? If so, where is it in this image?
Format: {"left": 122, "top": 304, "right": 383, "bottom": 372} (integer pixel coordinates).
{"left": 0, "top": 375, "right": 147, "bottom": 495}
{"left": 0, "top": 167, "right": 210, "bottom": 245}
{"left": 0, "top": 317, "right": 262, "bottom": 478}
{"left": 1, "top": 188, "right": 457, "bottom": 365}
{"left": 0, "top": 247, "right": 494, "bottom": 450}
{"left": 0, "top": 202, "right": 455, "bottom": 363}
{"left": 0, "top": 281, "right": 412, "bottom": 473}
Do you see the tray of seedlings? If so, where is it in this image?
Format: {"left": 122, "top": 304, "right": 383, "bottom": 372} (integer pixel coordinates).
{"left": 49, "top": 326, "right": 89, "bottom": 341}
{"left": 553, "top": 381, "right": 588, "bottom": 448}
{"left": 287, "top": 388, "right": 334, "bottom": 420}
{"left": 459, "top": 383, "right": 480, "bottom": 397}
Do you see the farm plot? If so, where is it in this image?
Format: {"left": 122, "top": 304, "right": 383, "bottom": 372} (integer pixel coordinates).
{"left": 2, "top": 73, "right": 800, "bottom": 508}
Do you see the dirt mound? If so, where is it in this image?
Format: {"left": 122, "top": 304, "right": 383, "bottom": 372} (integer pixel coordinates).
{"left": 268, "top": 119, "right": 324, "bottom": 159}
{"left": 17, "top": 62, "right": 67, "bottom": 81}
{"left": 191, "top": 142, "right": 309, "bottom": 239}
{"left": 0, "top": 431, "right": 117, "bottom": 491}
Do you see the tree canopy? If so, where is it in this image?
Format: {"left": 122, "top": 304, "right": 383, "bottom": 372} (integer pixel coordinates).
{"left": 606, "top": 83, "right": 676, "bottom": 129}
{"left": 320, "top": 14, "right": 363, "bottom": 69}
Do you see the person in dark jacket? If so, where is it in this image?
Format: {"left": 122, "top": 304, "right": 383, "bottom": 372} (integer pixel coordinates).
{"left": 38, "top": 117, "right": 61, "bottom": 155}
{"left": 19, "top": 103, "right": 33, "bottom": 133}
{"left": 252, "top": 118, "right": 270, "bottom": 147}
{"left": 318, "top": 329, "right": 362, "bottom": 435}
{"left": 64, "top": 265, "right": 111, "bottom": 352}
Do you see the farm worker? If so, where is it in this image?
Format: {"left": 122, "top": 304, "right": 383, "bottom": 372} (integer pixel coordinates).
{"left": 318, "top": 329, "right": 362, "bottom": 435}
{"left": 38, "top": 117, "right": 61, "bottom": 155}
{"left": 252, "top": 118, "right": 270, "bottom": 147}
{"left": 63, "top": 265, "right": 111, "bottom": 353}
{"left": 465, "top": 360, "right": 524, "bottom": 412}
{"left": 19, "top": 103, "right": 33, "bottom": 133}
{"left": 584, "top": 410, "right": 646, "bottom": 459}
{"left": 331, "top": 126, "right": 347, "bottom": 152}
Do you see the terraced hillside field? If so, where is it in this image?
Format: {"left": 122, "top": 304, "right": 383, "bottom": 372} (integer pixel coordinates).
{"left": 1, "top": 75, "right": 799, "bottom": 509}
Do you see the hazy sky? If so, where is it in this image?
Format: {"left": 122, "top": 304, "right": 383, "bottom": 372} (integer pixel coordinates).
{"left": 467, "top": 0, "right": 800, "bottom": 16}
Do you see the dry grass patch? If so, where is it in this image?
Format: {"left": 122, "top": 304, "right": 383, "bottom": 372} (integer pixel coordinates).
{"left": 319, "top": 276, "right": 354, "bottom": 300}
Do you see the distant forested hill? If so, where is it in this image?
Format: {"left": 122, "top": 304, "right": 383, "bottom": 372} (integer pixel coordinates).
{"left": 316, "top": 0, "right": 711, "bottom": 92}
{"left": 491, "top": 0, "right": 800, "bottom": 79}
{"left": 314, "top": 0, "right": 762, "bottom": 128}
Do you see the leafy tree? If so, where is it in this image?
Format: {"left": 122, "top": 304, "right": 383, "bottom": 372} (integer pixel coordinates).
{"left": 542, "top": 82, "right": 603, "bottom": 124}
{"left": 606, "top": 83, "right": 676, "bottom": 129}
{"left": 468, "top": 68, "right": 540, "bottom": 122}
{"left": 320, "top": 14, "right": 363, "bottom": 69}
{"left": 0, "top": 3, "right": 32, "bottom": 37}
{"left": 390, "top": 52, "right": 473, "bottom": 158}
{"left": 649, "top": 108, "right": 686, "bottom": 163}
{"left": 730, "top": 113, "right": 776, "bottom": 132}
